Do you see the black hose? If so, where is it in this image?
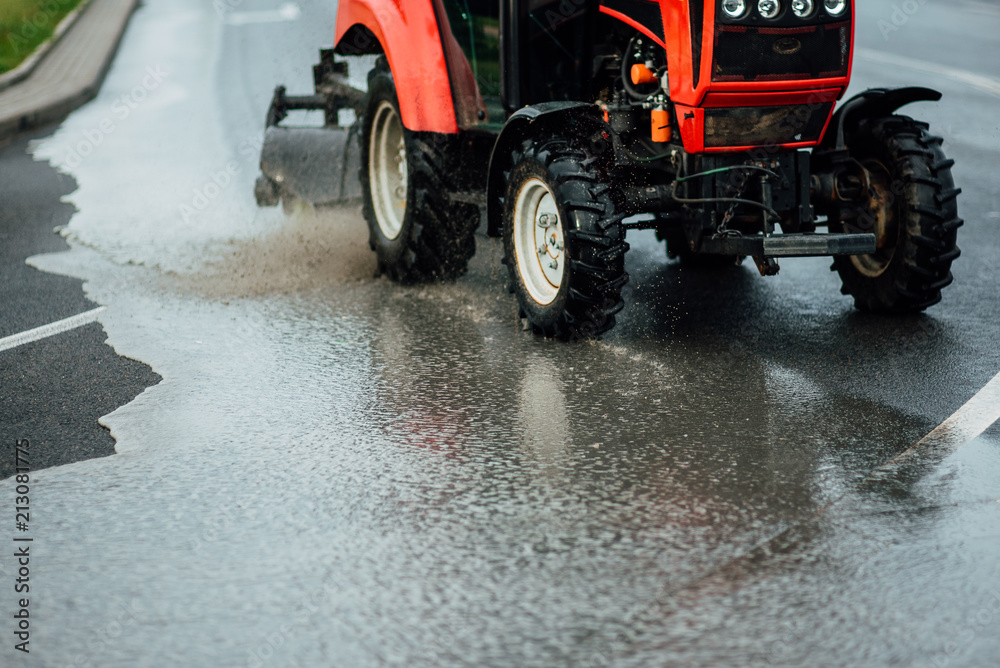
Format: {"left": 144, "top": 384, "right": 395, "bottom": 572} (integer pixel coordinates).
{"left": 668, "top": 185, "right": 780, "bottom": 221}
{"left": 676, "top": 164, "right": 782, "bottom": 183}
{"left": 621, "top": 35, "right": 655, "bottom": 101}
{"left": 669, "top": 163, "right": 781, "bottom": 221}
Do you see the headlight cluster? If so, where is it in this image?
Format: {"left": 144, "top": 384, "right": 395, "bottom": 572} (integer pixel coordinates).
{"left": 720, "top": 0, "right": 847, "bottom": 19}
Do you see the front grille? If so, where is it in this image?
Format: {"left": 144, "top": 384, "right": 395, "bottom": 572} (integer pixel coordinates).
{"left": 712, "top": 22, "right": 849, "bottom": 82}
{"left": 704, "top": 103, "right": 833, "bottom": 148}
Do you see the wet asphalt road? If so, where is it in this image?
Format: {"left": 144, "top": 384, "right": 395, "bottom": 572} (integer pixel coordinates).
{"left": 0, "top": 128, "right": 160, "bottom": 479}
{"left": 1, "top": 0, "right": 999, "bottom": 666}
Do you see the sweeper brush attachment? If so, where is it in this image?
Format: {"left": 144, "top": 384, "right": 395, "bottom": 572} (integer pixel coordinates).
{"left": 254, "top": 50, "right": 365, "bottom": 209}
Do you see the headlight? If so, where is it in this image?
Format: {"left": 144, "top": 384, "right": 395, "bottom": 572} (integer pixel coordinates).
{"left": 721, "top": 0, "right": 747, "bottom": 19}
{"left": 791, "top": 0, "right": 814, "bottom": 17}
{"left": 824, "top": 0, "right": 847, "bottom": 16}
{"left": 758, "top": 0, "right": 781, "bottom": 18}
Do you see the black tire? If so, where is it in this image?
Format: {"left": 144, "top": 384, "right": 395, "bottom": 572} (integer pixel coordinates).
{"left": 360, "top": 59, "right": 478, "bottom": 282}
{"left": 501, "top": 136, "right": 629, "bottom": 340}
{"left": 832, "top": 116, "right": 962, "bottom": 312}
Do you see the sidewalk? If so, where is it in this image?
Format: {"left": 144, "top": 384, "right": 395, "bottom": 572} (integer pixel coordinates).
{"left": 0, "top": 0, "right": 137, "bottom": 141}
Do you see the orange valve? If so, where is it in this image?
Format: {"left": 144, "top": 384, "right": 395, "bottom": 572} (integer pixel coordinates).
{"left": 651, "top": 106, "right": 671, "bottom": 143}
{"left": 630, "top": 63, "right": 657, "bottom": 86}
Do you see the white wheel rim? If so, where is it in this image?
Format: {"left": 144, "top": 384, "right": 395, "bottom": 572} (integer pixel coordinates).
{"left": 513, "top": 178, "right": 565, "bottom": 305}
{"left": 368, "top": 100, "right": 407, "bottom": 240}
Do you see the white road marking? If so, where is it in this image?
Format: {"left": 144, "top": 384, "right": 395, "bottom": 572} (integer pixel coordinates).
{"left": 0, "top": 307, "right": 107, "bottom": 353}
{"left": 855, "top": 48, "right": 1000, "bottom": 99}
{"left": 224, "top": 3, "right": 300, "bottom": 26}
{"left": 869, "top": 368, "right": 1000, "bottom": 478}
{"left": 684, "top": 369, "right": 1000, "bottom": 592}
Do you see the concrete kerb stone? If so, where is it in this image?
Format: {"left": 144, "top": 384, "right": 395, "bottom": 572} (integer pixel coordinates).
{"left": 0, "top": 0, "right": 138, "bottom": 141}
{"left": 0, "top": 0, "right": 96, "bottom": 95}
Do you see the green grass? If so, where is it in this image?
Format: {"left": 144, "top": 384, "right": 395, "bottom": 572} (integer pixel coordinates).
{"left": 0, "top": 0, "right": 86, "bottom": 74}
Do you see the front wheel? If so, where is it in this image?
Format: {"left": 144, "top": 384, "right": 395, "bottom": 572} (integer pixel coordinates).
{"left": 360, "top": 59, "right": 478, "bottom": 282}
{"left": 502, "top": 137, "right": 629, "bottom": 340}
{"left": 832, "top": 116, "right": 962, "bottom": 312}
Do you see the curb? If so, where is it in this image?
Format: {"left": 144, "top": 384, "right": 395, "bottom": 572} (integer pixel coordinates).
{"left": 0, "top": 0, "right": 95, "bottom": 95}
{"left": 0, "top": 0, "right": 138, "bottom": 142}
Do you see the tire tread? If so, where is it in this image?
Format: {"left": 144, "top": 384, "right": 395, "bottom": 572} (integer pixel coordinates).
{"left": 832, "top": 115, "right": 961, "bottom": 312}
{"left": 502, "top": 136, "right": 629, "bottom": 340}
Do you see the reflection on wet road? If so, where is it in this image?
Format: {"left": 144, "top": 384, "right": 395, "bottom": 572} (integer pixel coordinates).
{"left": 21, "top": 215, "right": 1000, "bottom": 665}
{"left": 5, "top": 0, "right": 999, "bottom": 665}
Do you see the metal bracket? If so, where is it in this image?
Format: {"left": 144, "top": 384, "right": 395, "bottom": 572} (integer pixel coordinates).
{"left": 699, "top": 232, "right": 877, "bottom": 258}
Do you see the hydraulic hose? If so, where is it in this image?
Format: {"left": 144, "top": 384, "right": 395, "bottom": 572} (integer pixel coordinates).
{"left": 621, "top": 35, "right": 655, "bottom": 101}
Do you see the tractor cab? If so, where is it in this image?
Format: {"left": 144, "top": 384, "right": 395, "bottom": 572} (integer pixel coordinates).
{"left": 435, "top": 0, "right": 599, "bottom": 130}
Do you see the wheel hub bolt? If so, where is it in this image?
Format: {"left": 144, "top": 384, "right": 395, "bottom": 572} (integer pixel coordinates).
{"left": 537, "top": 213, "right": 557, "bottom": 228}
{"left": 549, "top": 259, "right": 559, "bottom": 270}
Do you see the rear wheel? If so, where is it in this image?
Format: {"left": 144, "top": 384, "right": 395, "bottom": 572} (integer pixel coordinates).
{"left": 360, "top": 59, "right": 478, "bottom": 282}
{"left": 502, "top": 136, "right": 629, "bottom": 340}
{"left": 832, "top": 116, "right": 962, "bottom": 312}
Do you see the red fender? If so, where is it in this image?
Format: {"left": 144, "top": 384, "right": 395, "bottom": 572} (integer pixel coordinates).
{"left": 334, "top": 0, "right": 459, "bottom": 133}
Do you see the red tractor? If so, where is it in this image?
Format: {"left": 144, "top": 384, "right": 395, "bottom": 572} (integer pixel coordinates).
{"left": 255, "top": 0, "right": 962, "bottom": 340}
